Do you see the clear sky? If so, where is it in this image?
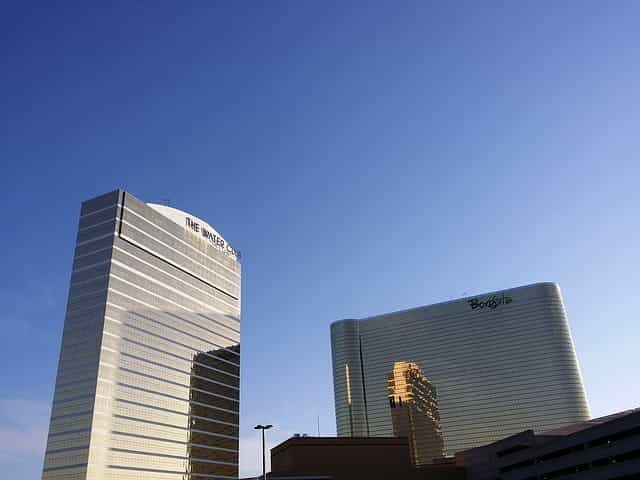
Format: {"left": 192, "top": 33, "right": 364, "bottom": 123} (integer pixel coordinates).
{"left": 1, "top": 1, "right": 639, "bottom": 478}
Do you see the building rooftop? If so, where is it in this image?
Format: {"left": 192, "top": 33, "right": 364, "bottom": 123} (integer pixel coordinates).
{"left": 541, "top": 407, "right": 640, "bottom": 437}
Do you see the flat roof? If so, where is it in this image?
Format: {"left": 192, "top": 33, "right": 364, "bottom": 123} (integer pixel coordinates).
{"left": 542, "top": 407, "right": 640, "bottom": 436}
{"left": 271, "top": 436, "right": 408, "bottom": 455}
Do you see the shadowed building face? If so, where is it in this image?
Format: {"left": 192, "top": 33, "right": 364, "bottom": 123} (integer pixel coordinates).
{"left": 187, "top": 345, "right": 240, "bottom": 478}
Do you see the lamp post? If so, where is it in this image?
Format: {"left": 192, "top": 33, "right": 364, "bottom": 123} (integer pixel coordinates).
{"left": 254, "top": 424, "right": 272, "bottom": 480}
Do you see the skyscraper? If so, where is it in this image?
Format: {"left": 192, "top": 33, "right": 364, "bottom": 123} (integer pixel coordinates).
{"left": 42, "top": 190, "right": 241, "bottom": 480}
{"left": 388, "top": 361, "right": 445, "bottom": 465}
{"left": 331, "top": 283, "right": 590, "bottom": 455}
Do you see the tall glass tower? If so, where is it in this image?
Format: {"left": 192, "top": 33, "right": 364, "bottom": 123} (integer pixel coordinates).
{"left": 41, "top": 190, "right": 241, "bottom": 480}
{"left": 331, "top": 283, "right": 590, "bottom": 455}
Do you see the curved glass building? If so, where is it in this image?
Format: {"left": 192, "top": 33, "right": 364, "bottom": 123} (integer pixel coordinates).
{"left": 42, "top": 190, "right": 241, "bottom": 480}
{"left": 331, "top": 283, "right": 590, "bottom": 462}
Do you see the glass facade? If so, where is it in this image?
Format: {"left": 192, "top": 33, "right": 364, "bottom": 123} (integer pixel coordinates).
{"left": 388, "top": 361, "right": 445, "bottom": 465}
{"left": 42, "top": 190, "right": 241, "bottom": 480}
{"left": 331, "top": 283, "right": 590, "bottom": 458}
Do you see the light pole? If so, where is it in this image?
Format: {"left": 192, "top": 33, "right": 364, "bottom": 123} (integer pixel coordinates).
{"left": 254, "top": 424, "right": 272, "bottom": 480}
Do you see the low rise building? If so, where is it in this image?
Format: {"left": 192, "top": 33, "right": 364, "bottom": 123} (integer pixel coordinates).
{"left": 456, "top": 408, "right": 640, "bottom": 480}
{"left": 244, "top": 409, "right": 639, "bottom": 480}
{"left": 250, "top": 436, "right": 465, "bottom": 480}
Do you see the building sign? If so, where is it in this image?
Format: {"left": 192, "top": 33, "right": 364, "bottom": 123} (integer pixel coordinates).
{"left": 185, "top": 217, "right": 241, "bottom": 260}
{"left": 468, "top": 293, "right": 512, "bottom": 310}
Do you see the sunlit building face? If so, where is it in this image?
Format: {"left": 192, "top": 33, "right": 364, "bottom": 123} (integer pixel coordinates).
{"left": 331, "top": 283, "right": 590, "bottom": 456}
{"left": 388, "top": 361, "right": 445, "bottom": 465}
{"left": 41, "top": 190, "right": 241, "bottom": 480}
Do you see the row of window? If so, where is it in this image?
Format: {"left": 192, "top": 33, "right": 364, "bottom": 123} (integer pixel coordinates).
{"left": 541, "top": 448, "right": 640, "bottom": 480}
{"left": 500, "top": 426, "right": 640, "bottom": 474}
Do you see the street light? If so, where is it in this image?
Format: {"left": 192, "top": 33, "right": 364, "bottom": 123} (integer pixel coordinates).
{"left": 254, "top": 424, "right": 272, "bottom": 480}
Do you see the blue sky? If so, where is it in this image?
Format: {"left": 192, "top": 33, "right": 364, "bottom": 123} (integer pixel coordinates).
{"left": 1, "top": 1, "right": 639, "bottom": 478}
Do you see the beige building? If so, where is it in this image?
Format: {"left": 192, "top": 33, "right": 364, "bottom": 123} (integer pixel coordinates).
{"left": 42, "top": 190, "right": 241, "bottom": 480}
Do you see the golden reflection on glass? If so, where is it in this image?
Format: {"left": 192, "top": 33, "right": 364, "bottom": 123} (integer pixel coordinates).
{"left": 388, "top": 361, "right": 445, "bottom": 465}
{"left": 344, "top": 364, "right": 356, "bottom": 435}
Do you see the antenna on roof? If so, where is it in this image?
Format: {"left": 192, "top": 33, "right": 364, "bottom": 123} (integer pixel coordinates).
{"left": 162, "top": 198, "right": 171, "bottom": 207}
